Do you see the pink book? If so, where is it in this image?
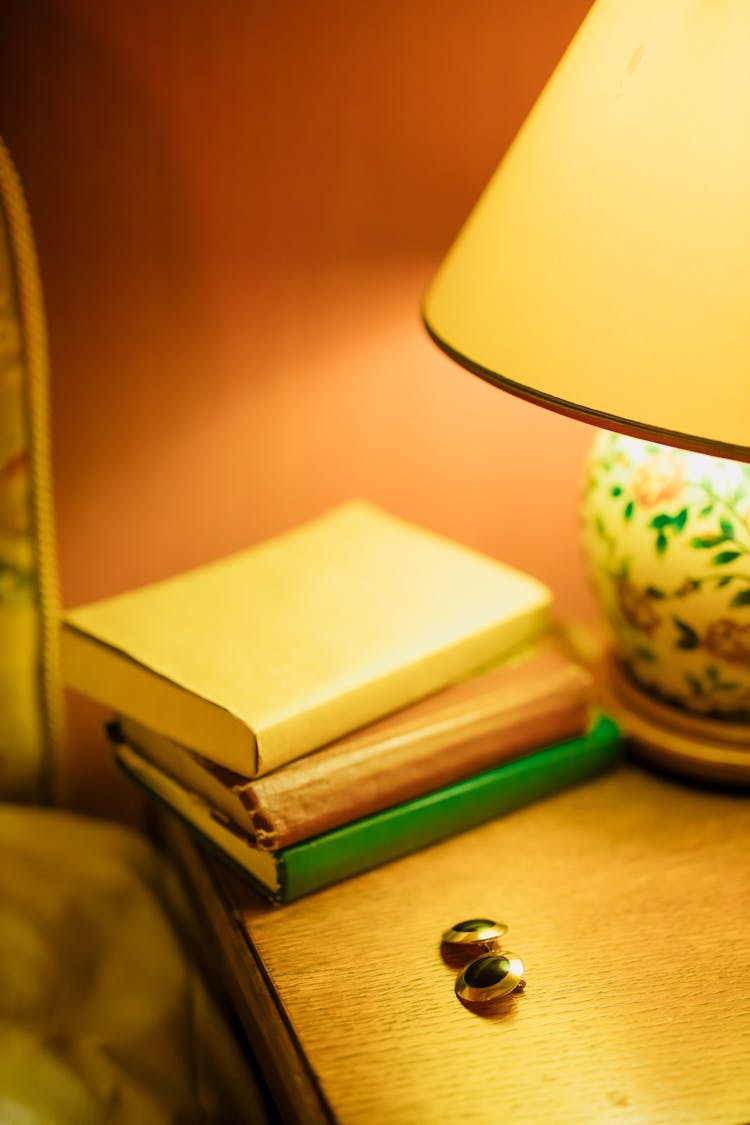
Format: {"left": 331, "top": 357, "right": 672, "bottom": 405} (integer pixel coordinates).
{"left": 114, "top": 633, "right": 593, "bottom": 850}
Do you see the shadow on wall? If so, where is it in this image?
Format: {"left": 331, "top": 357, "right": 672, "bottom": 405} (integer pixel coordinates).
{"left": 0, "top": 0, "right": 213, "bottom": 603}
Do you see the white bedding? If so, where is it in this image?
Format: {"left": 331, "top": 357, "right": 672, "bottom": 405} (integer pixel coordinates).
{"left": 0, "top": 805, "right": 271, "bottom": 1124}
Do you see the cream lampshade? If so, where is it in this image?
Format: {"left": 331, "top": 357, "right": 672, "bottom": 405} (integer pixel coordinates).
{"left": 423, "top": 0, "right": 750, "bottom": 785}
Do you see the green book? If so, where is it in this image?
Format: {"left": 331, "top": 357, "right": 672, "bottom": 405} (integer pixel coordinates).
{"left": 114, "top": 713, "right": 620, "bottom": 903}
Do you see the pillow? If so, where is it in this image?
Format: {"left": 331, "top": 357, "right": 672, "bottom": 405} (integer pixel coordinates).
{"left": 0, "top": 804, "right": 272, "bottom": 1123}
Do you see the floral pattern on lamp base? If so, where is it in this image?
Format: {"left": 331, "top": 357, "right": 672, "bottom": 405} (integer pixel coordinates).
{"left": 582, "top": 431, "right": 750, "bottom": 723}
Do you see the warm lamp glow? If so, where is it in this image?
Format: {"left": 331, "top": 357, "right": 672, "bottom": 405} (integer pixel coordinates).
{"left": 423, "top": 0, "right": 750, "bottom": 462}
{"left": 424, "top": 0, "right": 750, "bottom": 783}
{"left": 583, "top": 432, "right": 750, "bottom": 721}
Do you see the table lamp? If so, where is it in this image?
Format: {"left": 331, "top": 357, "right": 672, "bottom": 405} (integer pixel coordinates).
{"left": 423, "top": 0, "right": 750, "bottom": 786}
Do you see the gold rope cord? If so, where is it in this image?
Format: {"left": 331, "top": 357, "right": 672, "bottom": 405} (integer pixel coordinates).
{"left": 0, "top": 137, "right": 66, "bottom": 800}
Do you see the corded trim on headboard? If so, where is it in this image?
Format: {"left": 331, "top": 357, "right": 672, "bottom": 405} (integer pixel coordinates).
{"left": 0, "top": 137, "right": 66, "bottom": 801}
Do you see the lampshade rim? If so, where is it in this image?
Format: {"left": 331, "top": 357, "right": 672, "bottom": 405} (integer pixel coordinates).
{"left": 422, "top": 312, "right": 750, "bottom": 466}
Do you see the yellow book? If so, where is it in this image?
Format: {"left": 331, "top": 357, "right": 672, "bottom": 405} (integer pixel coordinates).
{"left": 61, "top": 501, "right": 551, "bottom": 776}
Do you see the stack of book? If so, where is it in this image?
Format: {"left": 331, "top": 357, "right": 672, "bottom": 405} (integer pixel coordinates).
{"left": 61, "top": 501, "right": 619, "bottom": 902}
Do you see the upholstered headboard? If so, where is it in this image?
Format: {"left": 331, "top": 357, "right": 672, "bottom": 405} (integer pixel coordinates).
{"left": 0, "top": 138, "right": 64, "bottom": 800}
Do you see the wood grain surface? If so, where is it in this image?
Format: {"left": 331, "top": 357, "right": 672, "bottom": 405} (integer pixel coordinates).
{"left": 172, "top": 763, "right": 750, "bottom": 1124}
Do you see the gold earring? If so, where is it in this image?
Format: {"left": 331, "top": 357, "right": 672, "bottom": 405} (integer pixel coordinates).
{"left": 454, "top": 952, "right": 526, "bottom": 1004}
{"left": 442, "top": 918, "right": 526, "bottom": 1005}
{"left": 441, "top": 918, "right": 508, "bottom": 953}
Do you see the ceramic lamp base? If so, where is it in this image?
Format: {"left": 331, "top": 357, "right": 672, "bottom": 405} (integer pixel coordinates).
{"left": 601, "top": 654, "right": 750, "bottom": 787}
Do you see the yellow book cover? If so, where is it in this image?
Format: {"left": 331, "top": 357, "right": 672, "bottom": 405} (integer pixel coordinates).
{"left": 61, "top": 501, "right": 551, "bottom": 776}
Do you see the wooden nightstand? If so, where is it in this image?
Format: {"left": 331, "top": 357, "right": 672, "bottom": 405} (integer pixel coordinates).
{"left": 166, "top": 762, "right": 750, "bottom": 1125}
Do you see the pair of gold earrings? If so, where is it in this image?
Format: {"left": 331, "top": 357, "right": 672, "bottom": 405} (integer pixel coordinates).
{"left": 441, "top": 918, "right": 526, "bottom": 1005}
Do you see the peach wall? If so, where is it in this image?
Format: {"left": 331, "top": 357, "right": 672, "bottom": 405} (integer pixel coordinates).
{"left": 0, "top": 0, "right": 597, "bottom": 808}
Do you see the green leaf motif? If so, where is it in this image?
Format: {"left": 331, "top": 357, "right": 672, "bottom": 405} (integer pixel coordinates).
{"left": 624, "top": 500, "right": 635, "bottom": 522}
{"left": 610, "top": 485, "right": 623, "bottom": 497}
{"left": 691, "top": 535, "right": 726, "bottom": 548}
{"left": 730, "top": 589, "right": 750, "bottom": 609}
{"left": 646, "top": 586, "right": 666, "bottom": 599}
{"left": 656, "top": 532, "right": 668, "bottom": 555}
{"left": 0, "top": 560, "right": 35, "bottom": 603}
{"left": 713, "top": 551, "right": 742, "bottom": 566}
{"left": 650, "top": 509, "right": 688, "bottom": 534}
{"left": 720, "top": 518, "right": 735, "bottom": 539}
{"left": 699, "top": 505, "right": 714, "bottom": 518}
{"left": 673, "top": 618, "right": 700, "bottom": 650}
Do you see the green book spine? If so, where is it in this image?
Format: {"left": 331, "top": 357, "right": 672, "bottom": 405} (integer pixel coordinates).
{"left": 277, "top": 713, "right": 620, "bottom": 901}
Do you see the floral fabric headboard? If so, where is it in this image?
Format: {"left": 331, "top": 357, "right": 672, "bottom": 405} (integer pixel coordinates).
{"left": 0, "top": 138, "right": 64, "bottom": 800}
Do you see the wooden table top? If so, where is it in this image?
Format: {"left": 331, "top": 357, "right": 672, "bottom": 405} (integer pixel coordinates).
{"left": 169, "top": 761, "right": 750, "bottom": 1125}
